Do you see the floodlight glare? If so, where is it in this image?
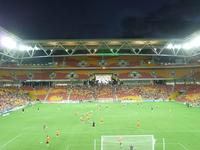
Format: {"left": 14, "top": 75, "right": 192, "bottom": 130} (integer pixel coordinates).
{"left": 18, "top": 45, "right": 33, "bottom": 51}
{"left": 28, "top": 46, "right": 33, "bottom": 50}
{"left": 18, "top": 45, "right": 28, "bottom": 51}
{"left": 183, "top": 35, "right": 200, "bottom": 50}
{"left": 190, "top": 36, "right": 200, "bottom": 48}
{"left": 182, "top": 43, "right": 192, "bottom": 50}
{"left": 174, "top": 44, "right": 181, "bottom": 49}
{"left": 0, "top": 36, "right": 17, "bottom": 49}
{"left": 33, "top": 46, "right": 40, "bottom": 50}
{"left": 166, "top": 43, "right": 173, "bottom": 49}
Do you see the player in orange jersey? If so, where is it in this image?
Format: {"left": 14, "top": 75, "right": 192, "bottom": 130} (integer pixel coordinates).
{"left": 56, "top": 129, "right": 60, "bottom": 137}
{"left": 46, "top": 135, "right": 51, "bottom": 145}
{"left": 100, "top": 117, "right": 104, "bottom": 124}
{"left": 136, "top": 120, "right": 141, "bottom": 128}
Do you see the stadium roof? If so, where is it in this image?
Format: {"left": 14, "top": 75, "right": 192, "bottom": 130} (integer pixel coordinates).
{"left": 0, "top": 26, "right": 200, "bottom": 61}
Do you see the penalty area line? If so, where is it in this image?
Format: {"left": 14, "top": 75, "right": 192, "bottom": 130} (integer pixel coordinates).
{"left": 0, "top": 133, "right": 23, "bottom": 149}
{"left": 66, "top": 145, "right": 69, "bottom": 150}
{"left": 178, "top": 143, "right": 189, "bottom": 150}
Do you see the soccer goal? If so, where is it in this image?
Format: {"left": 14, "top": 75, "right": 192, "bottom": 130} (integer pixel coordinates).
{"left": 101, "top": 135, "right": 155, "bottom": 150}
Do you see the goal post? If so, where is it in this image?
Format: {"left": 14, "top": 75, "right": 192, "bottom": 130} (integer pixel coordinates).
{"left": 101, "top": 135, "right": 155, "bottom": 150}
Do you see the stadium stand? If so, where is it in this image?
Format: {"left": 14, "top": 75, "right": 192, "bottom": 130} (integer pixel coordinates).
{"left": 0, "top": 67, "right": 197, "bottom": 81}
{"left": 0, "top": 87, "right": 30, "bottom": 112}
{"left": 13, "top": 84, "right": 198, "bottom": 103}
{"left": 1, "top": 82, "right": 200, "bottom": 112}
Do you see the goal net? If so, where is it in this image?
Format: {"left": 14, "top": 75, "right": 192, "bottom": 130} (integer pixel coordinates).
{"left": 101, "top": 135, "right": 155, "bottom": 150}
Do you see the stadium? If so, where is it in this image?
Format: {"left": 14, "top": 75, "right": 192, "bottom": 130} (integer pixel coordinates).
{"left": 0, "top": 26, "right": 200, "bottom": 150}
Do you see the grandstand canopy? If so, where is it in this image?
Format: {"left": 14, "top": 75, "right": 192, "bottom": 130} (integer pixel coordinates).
{"left": 0, "top": 26, "right": 200, "bottom": 61}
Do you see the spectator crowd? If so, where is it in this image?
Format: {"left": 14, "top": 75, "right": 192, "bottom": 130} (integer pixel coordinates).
{"left": 0, "top": 88, "right": 30, "bottom": 113}
{"left": 1, "top": 84, "right": 200, "bottom": 112}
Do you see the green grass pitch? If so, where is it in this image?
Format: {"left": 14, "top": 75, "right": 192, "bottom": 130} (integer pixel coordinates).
{"left": 0, "top": 102, "right": 200, "bottom": 150}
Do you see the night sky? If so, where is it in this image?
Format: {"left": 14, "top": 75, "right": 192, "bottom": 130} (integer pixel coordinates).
{"left": 0, "top": 0, "right": 200, "bottom": 39}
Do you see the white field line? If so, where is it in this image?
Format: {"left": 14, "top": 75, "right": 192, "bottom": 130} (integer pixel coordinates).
{"left": 0, "top": 134, "right": 23, "bottom": 149}
{"left": 102, "top": 134, "right": 154, "bottom": 138}
{"left": 66, "top": 145, "right": 69, "bottom": 150}
{"left": 156, "top": 142, "right": 190, "bottom": 150}
{"left": 162, "top": 138, "right": 165, "bottom": 150}
{"left": 178, "top": 143, "right": 189, "bottom": 150}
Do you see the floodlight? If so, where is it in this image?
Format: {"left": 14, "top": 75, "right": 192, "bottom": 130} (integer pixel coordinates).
{"left": 190, "top": 36, "right": 200, "bottom": 48}
{"left": 182, "top": 35, "right": 200, "bottom": 50}
{"left": 0, "top": 36, "right": 17, "bottom": 49}
{"left": 18, "top": 45, "right": 27, "bottom": 51}
{"left": 33, "top": 46, "right": 40, "bottom": 50}
{"left": 174, "top": 44, "right": 181, "bottom": 49}
{"left": 182, "top": 43, "right": 192, "bottom": 50}
{"left": 166, "top": 43, "right": 173, "bottom": 49}
{"left": 18, "top": 44, "right": 33, "bottom": 51}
